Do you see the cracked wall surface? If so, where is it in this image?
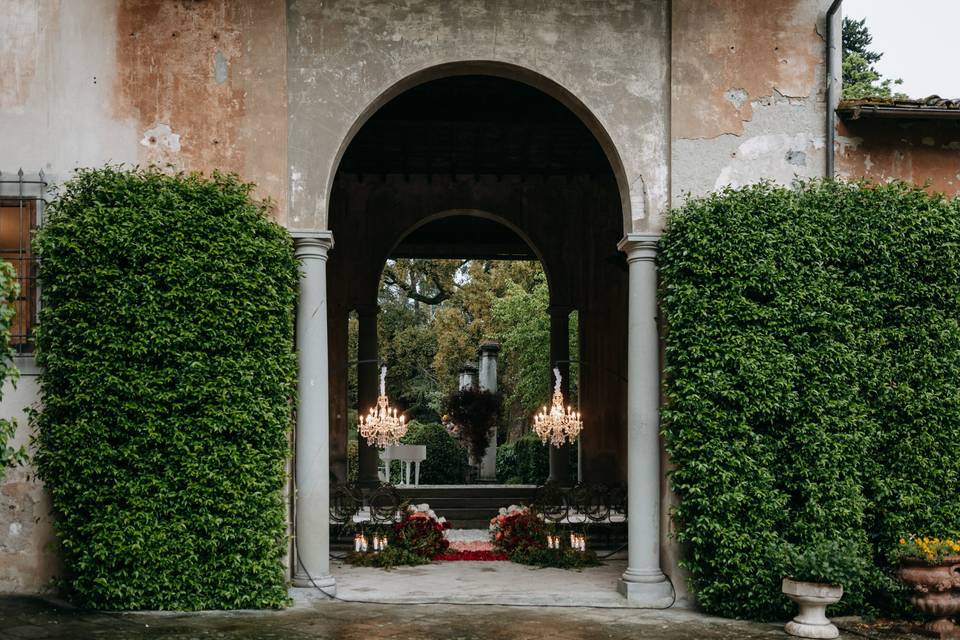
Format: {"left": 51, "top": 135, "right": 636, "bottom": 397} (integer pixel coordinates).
{"left": 837, "top": 119, "right": 960, "bottom": 196}
{"left": 671, "top": 0, "right": 828, "bottom": 204}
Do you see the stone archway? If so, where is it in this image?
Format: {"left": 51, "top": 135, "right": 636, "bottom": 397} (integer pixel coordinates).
{"left": 290, "top": 68, "right": 668, "bottom": 605}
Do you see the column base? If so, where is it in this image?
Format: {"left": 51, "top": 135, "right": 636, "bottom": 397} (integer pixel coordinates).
{"left": 617, "top": 570, "right": 673, "bottom": 606}
{"left": 292, "top": 571, "right": 337, "bottom": 595}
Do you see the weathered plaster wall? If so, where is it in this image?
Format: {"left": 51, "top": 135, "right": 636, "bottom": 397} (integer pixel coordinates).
{"left": 0, "top": 361, "right": 58, "bottom": 594}
{"left": 671, "top": 0, "right": 828, "bottom": 202}
{"left": 287, "top": 0, "right": 670, "bottom": 233}
{"left": 837, "top": 119, "right": 960, "bottom": 196}
{"left": 0, "top": 0, "right": 288, "bottom": 220}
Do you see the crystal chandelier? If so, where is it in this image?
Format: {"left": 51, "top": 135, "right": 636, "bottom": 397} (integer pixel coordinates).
{"left": 358, "top": 366, "right": 407, "bottom": 447}
{"left": 533, "top": 367, "right": 582, "bottom": 447}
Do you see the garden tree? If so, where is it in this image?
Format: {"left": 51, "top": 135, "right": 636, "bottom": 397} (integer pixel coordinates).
{"left": 490, "top": 273, "right": 579, "bottom": 438}
{"left": 0, "top": 261, "right": 25, "bottom": 476}
{"left": 362, "top": 258, "right": 549, "bottom": 430}
{"left": 842, "top": 17, "right": 904, "bottom": 99}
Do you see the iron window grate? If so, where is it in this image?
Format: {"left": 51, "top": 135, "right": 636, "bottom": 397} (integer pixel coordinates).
{"left": 0, "top": 169, "right": 47, "bottom": 354}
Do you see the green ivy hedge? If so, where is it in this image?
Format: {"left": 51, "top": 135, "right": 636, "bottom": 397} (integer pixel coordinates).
{"left": 497, "top": 433, "right": 549, "bottom": 484}
{"left": 33, "top": 167, "right": 298, "bottom": 610}
{"left": 660, "top": 180, "right": 960, "bottom": 621}
{"left": 397, "top": 421, "right": 468, "bottom": 484}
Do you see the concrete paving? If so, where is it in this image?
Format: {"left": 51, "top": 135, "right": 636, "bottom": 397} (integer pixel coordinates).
{"left": 1, "top": 593, "right": 929, "bottom": 639}
{"left": 0, "top": 561, "right": 924, "bottom": 639}
{"left": 326, "top": 557, "right": 674, "bottom": 608}
{"left": 0, "top": 593, "right": 793, "bottom": 640}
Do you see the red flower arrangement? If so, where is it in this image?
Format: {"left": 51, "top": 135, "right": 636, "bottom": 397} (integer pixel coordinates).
{"left": 435, "top": 549, "right": 508, "bottom": 561}
{"left": 393, "top": 504, "right": 451, "bottom": 559}
{"left": 489, "top": 505, "right": 547, "bottom": 554}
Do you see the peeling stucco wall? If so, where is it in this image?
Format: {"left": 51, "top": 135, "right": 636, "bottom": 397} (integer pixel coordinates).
{"left": 0, "top": 363, "right": 59, "bottom": 594}
{"left": 0, "top": 0, "right": 288, "bottom": 221}
{"left": 287, "top": 0, "right": 670, "bottom": 233}
{"left": 671, "top": 0, "right": 828, "bottom": 203}
{"left": 837, "top": 119, "right": 960, "bottom": 196}
{"left": 114, "top": 0, "right": 288, "bottom": 220}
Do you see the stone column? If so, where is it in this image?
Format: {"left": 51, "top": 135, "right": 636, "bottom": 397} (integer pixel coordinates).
{"left": 548, "top": 306, "right": 572, "bottom": 485}
{"left": 477, "top": 342, "right": 500, "bottom": 480}
{"left": 291, "top": 230, "right": 336, "bottom": 593}
{"left": 458, "top": 363, "right": 478, "bottom": 391}
{"left": 356, "top": 306, "right": 381, "bottom": 486}
{"left": 615, "top": 234, "right": 670, "bottom": 604}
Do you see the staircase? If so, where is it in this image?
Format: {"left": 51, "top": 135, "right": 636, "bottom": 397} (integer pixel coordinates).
{"left": 395, "top": 485, "right": 538, "bottom": 529}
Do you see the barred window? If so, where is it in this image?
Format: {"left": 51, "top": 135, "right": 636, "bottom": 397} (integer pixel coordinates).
{"left": 0, "top": 170, "right": 44, "bottom": 354}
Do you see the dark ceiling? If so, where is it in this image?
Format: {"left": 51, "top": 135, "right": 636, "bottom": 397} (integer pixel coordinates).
{"left": 338, "top": 75, "right": 611, "bottom": 177}
{"left": 391, "top": 216, "right": 535, "bottom": 260}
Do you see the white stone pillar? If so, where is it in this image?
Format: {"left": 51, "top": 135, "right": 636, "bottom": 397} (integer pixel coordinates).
{"left": 291, "top": 230, "right": 336, "bottom": 593}
{"left": 478, "top": 342, "right": 500, "bottom": 480}
{"left": 616, "top": 234, "right": 671, "bottom": 604}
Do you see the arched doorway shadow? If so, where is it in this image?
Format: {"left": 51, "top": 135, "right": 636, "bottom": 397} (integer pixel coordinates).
{"left": 323, "top": 61, "right": 640, "bottom": 235}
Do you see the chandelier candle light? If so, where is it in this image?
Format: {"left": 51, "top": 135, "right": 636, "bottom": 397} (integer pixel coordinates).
{"left": 358, "top": 366, "right": 407, "bottom": 447}
{"left": 533, "top": 367, "right": 583, "bottom": 447}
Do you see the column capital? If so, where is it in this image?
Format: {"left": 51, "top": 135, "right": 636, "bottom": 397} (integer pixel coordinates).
{"left": 478, "top": 340, "right": 501, "bottom": 355}
{"left": 547, "top": 304, "right": 574, "bottom": 317}
{"left": 291, "top": 229, "right": 334, "bottom": 259}
{"left": 617, "top": 233, "right": 660, "bottom": 263}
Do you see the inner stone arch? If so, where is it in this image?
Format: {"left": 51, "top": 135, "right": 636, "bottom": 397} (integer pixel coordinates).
{"left": 325, "top": 73, "right": 629, "bottom": 489}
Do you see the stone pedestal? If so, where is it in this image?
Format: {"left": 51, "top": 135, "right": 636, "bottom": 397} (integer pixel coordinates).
{"left": 291, "top": 230, "right": 336, "bottom": 593}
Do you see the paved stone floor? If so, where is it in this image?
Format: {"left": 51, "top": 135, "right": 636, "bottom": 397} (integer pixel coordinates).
{"left": 1, "top": 594, "right": 796, "bottom": 640}
{"left": 3, "top": 594, "right": 934, "bottom": 639}
{"left": 327, "top": 558, "right": 671, "bottom": 608}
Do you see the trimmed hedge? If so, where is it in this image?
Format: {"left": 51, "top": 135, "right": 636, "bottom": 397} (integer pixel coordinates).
{"left": 660, "top": 180, "right": 960, "bottom": 620}
{"left": 397, "top": 421, "right": 468, "bottom": 484}
{"left": 496, "top": 433, "right": 549, "bottom": 484}
{"left": 34, "top": 168, "right": 298, "bottom": 610}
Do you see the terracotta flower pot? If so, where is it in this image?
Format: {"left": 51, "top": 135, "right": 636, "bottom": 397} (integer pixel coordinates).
{"left": 898, "top": 556, "right": 960, "bottom": 639}
{"left": 782, "top": 577, "right": 843, "bottom": 639}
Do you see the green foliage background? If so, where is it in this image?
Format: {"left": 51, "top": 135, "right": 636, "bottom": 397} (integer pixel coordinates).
{"left": 33, "top": 167, "right": 298, "bottom": 610}
{"left": 0, "top": 260, "right": 23, "bottom": 474}
{"left": 398, "top": 421, "right": 468, "bottom": 484}
{"left": 660, "top": 180, "right": 960, "bottom": 620}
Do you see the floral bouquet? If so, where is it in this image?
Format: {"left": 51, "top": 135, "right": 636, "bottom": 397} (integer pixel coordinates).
{"left": 895, "top": 536, "right": 960, "bottom": 564}
{"left": 489, "top": 505, "right": 547, "bottom": 554}
{"left": 394, "top": 503, "right": 451, "bottom": 559}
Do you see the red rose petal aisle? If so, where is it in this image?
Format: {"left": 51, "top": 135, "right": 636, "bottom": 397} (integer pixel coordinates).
{"left": 437, "top": 529, "right": 507, "bottom": 561}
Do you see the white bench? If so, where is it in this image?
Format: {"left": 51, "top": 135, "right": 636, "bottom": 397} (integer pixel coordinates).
{"left": 378, "top": 444, "right": 427, "bottom": 486}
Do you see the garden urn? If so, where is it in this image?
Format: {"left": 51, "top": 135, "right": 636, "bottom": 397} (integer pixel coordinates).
{"left": 898, "top": 556, "right": 960, "bottom": 639}
{"left": 782, "top": 577, "right": 843, "bottom": 639}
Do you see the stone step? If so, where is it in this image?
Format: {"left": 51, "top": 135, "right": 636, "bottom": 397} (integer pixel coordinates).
{"left": 402, "top": 496, "right": 529, "bottom": 509}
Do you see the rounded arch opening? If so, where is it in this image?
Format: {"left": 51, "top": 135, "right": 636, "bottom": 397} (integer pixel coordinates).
{"left": 381, "top": 209, "right": 554, "bottom": 295}
{"left": 326, "top": 61, "right": 636, "bottom": 234}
